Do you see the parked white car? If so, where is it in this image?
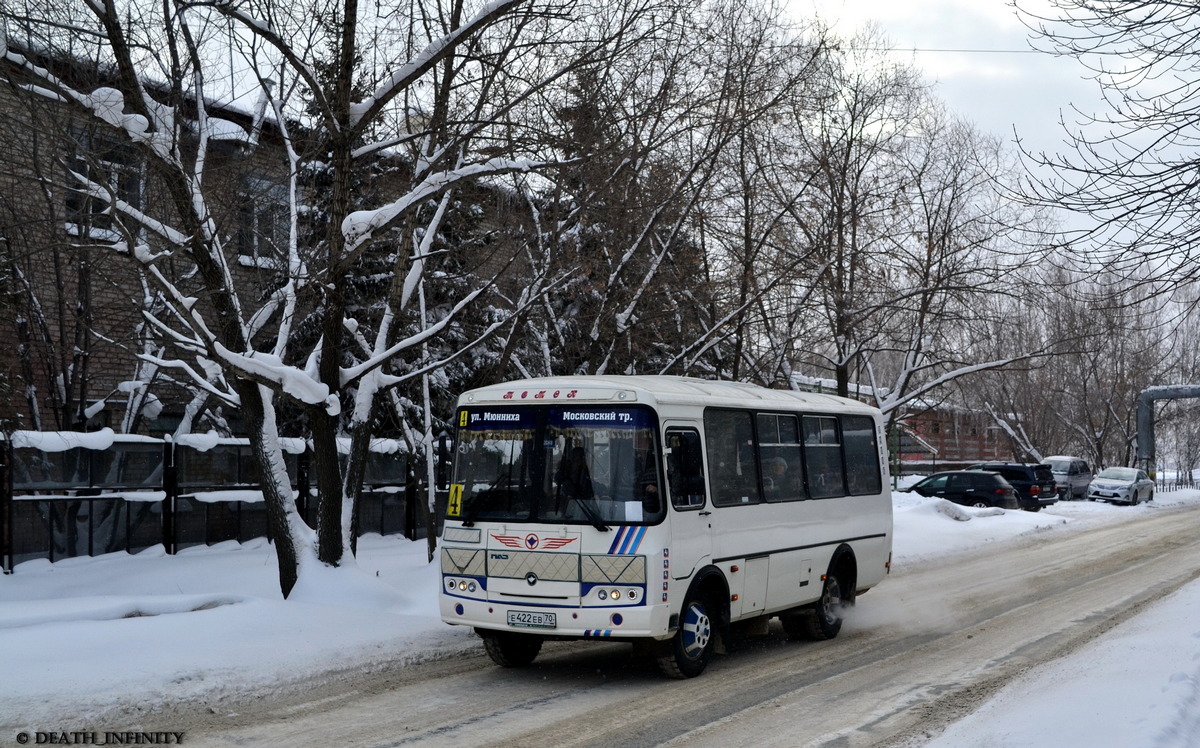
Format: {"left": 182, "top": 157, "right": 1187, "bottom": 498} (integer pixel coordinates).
{"left": 1086, "top": 467, "right": 1154, "bottom": 505}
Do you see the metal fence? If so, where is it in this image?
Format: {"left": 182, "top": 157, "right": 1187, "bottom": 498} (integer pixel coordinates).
{"left": 1154, "top": 472, "right": 1198, "bottom": 491}
{"left": 1, "top": 430, "right": 432, "bottom": 573}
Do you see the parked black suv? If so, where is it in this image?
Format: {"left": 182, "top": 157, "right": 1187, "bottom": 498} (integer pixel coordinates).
{"left": 967, "top": 462, "right": 1057, "bottom": 512}
{"left": 903, "top": 470, "right": 1020, "bottom": 510}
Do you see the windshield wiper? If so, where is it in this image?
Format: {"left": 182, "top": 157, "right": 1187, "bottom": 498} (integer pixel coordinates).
{"left": 567, "top": 495, "right": 610, "bottom": 532}
{"left": 461, "top": 464, "right": 517, "bottom": 526}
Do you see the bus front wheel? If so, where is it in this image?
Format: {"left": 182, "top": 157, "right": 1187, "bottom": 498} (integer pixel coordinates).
{"left": 480, "top": 630, "right": 543, "bottom": 667}
{"left": 656, "top": 593, "right": 714, "bottom": 678}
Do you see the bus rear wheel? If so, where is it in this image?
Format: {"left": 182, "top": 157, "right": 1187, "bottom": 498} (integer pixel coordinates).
{"left": 480, "top": 630, "right": 543, "bottom": 667}
{"left": 797, "top": 575, "right": 845, "bottom": 641}
{"left": 656, "top": 593, "right": 714, "bottom": 678}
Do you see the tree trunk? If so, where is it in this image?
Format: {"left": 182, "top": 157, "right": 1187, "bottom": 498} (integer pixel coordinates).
{"left": 238, "top": 381, "right": 303, "bottom": 597}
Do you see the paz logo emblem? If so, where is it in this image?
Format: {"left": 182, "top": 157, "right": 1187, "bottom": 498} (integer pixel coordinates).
{"left": 525, "top": 572, "right": 538, "bottom": 586}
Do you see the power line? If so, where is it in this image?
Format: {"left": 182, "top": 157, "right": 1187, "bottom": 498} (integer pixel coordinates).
{"left": 878, "top": 47, "right": 1042, "bottom": 54}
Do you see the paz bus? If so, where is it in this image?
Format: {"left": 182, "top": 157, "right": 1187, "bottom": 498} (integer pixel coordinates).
{"left": 439, "top": 376, "right": 893, "bottom": 678}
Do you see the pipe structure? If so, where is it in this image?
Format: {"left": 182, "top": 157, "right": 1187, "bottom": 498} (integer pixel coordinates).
{"left": 1135, "top": 385, "right": 1200, "bottom": 477}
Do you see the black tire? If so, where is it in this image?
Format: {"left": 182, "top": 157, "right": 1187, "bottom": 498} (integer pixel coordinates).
{"left": 480, "top": 630, "right": 543, "bottom": 667}
{"left": 972, "top": 501, "right": 989, "bottom": 508}
{"left": 656, "top": 593, "right": 715, "bottom": 679}
{"left": 1148, "top": 489, "right": 1155, "bottom": 502}
{"left": 797, "top": 575, "right": 845, "bottom": 641}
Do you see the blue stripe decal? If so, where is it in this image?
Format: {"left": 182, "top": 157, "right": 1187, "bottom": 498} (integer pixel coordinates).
{"left": 617, "top": 527, "right": 634, "bottom": 554}
{"left": 606, "top": 526, "right": 647, "bottom": 555}
{"left": 584, "top": 630, "right": 613, "bottom": 638}
{"left": 607, "top": 527, "right": 627, "bottom": 555}
{"left": 631, "top": 526, "right": 646, "bottom": 553}
{"left": 619, "top": 526, "right": 646, "bottom": 555}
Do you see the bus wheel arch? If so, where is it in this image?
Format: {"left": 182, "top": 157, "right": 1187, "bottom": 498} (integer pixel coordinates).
{"left": 791, "top": 545, "right": 857, "bottom": 641}
{"left": 827, "top": 543, "right": 859, "bottom": 606}
{"left": 655, "top": 567, "right": 728, "bottom": 678}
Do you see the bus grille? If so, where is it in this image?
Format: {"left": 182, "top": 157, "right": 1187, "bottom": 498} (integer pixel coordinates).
{"left": 582, "top": 554, "right": 646, "bottom": 584}
{"left": 442, "top": 547, "right": 486, "bottom": 577}
{"left": 488, "top": 550, "right": 578, "bottom": 581}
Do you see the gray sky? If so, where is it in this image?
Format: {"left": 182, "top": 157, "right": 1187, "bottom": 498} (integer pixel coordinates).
{"left": 796, "top": 0, "right": 1106, "bottom": 163}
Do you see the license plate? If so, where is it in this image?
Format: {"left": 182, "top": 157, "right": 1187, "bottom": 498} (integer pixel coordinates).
{"left": 508, "top": 610, "right": 556, "bottom": 629}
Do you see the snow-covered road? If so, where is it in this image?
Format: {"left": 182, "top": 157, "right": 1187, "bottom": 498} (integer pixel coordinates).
{"left": 149, "top": 500, "right": 1200, "bottom": 747}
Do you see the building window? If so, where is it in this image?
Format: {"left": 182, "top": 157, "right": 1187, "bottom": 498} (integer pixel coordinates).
{"left": 65, "top": 132, "right": 141, "bottom": 242}
{"left": 235, "top": 177, "right": 289, "bottom": 268}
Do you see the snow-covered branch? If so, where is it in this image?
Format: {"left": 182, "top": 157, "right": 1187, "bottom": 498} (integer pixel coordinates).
{"left": 347, "top": 0, "right": 526, "bottom": 130}
{"left": 341, "top": 157, "right": 544, "bottom": 251}
{"left": 211, "top": 343, "right": 336, "bottom": 415}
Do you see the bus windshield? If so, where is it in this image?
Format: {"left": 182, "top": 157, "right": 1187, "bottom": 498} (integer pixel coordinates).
{"left": 450, "top": 405, "right": 664, "bottom": 526}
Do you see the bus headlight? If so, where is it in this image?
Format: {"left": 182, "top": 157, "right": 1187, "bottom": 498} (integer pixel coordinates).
{"left": 598, "top": 589, "right": 608, "bottom": 600}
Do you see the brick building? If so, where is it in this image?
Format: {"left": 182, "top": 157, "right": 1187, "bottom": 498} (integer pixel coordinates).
{"left": 0, "top": 47, "right": 299, "bottom": 435}
{"left": 893, "top": 404, "right": 1012, "bottom": 473}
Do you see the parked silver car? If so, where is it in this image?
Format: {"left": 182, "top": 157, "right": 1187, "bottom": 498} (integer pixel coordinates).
{"left": 1086, "top": 467, "right": 1154, "bottom": 505}
{"left": 1044, "top": 455, "right": 1092, "bottom": 500}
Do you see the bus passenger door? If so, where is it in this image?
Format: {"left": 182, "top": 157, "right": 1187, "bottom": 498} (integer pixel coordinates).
{"left": 664, "top": 427, "right": 712, "bottom": 581}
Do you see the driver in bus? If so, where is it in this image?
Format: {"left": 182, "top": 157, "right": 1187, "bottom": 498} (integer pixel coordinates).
{"left": 555, "top": 445, "right": 594, "bottom": 500}
{"left": 636, "top": 452, "right": 661, "bottom": 512}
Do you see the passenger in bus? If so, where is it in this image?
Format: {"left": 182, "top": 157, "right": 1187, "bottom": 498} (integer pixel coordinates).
{"left": 763, "top": 456, "right": 789, "bottom": 498}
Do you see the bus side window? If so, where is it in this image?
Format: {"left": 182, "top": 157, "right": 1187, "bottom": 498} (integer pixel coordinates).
{"left": 757, "top": 413, "right": 805, "bottom": 502}
{"left": 803, "top": 415, "right": 846, "bottom": 499}
{"left": 842, "top": 415, "right": 883, "bottom": 495}
{"left": 666, "top": 429, "right": 706, "bottom": 510}
{"left": 704, "top": 410, "right": 761, "bottom": 506}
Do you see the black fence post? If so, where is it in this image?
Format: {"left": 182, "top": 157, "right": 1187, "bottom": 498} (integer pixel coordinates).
{"left": 2, "top": 439, "right": 11, "bottom": 574}
{"left": 436, "top": 432, "right": 450, "bottom": 490}
{"left": 87, "top": 498, "right": 95, "bottom": 558}
{"left": 162, "top": 438, "right": 177, "bottom": 555}
{"left": 404, "top": 462, "right": 417, "bottom": 541}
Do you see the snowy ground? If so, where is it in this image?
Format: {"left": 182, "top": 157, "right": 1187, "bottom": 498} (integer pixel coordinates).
{"left": 3, "top": 484, "right": 1200, "bottom": 746}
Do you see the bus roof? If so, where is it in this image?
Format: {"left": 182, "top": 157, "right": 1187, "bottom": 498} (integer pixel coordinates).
{"left": 457, "top": 375, "right": 880, "bottom": 415}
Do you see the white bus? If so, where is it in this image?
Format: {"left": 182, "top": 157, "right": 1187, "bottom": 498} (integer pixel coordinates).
{"left": 439, "top": 376, "right": 893, "bottom": 678}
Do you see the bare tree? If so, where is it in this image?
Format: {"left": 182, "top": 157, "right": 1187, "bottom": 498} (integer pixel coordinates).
{"left": 736, "top": 29, "right": 1049, "bottom": 425}
{"left": 1017, "top": 0, "right": 1200, "bottom": 290}
{"left": 679, "top": 6, "right": 830, "bottom": 385}
{"left": 972, "top": 264, "right": 1175, "bottom": 467}
{"left": 863, "top": 103, "right": 1051, "bottom": 426}
{"left": 479, "top": 0, "right": 828, "bottom": 382}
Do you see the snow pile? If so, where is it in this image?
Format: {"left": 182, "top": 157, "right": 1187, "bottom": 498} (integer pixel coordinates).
{"left": 892, "top": 491, "right": 1067, "bottom": 563}
{"left": 0, "top": 537, "right": 472, "bottom": 728}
